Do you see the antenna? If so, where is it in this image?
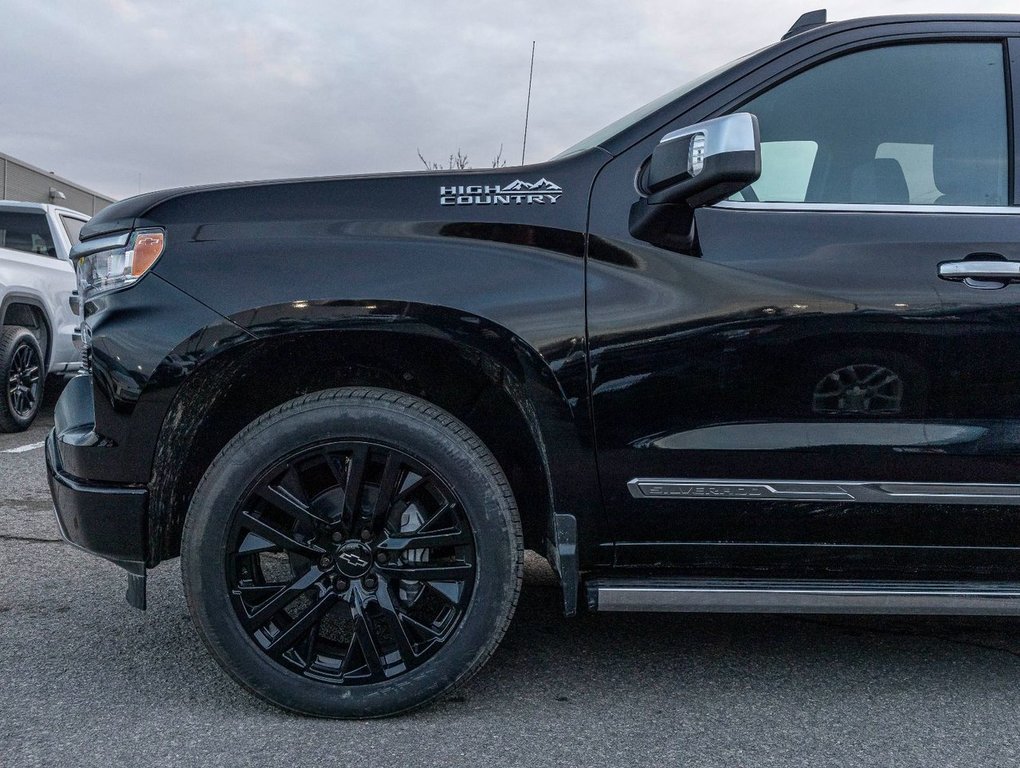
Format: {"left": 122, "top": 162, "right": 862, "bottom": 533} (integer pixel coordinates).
{"left": 521, "top": 41, "right": 536, "bottom": 166}
{"left": 782, "top": 9, "right": 827, "bottom": 40}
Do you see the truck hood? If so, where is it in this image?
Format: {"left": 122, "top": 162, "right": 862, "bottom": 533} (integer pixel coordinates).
{"left": 80, "top": 149, "right": 611, "bottom": 241}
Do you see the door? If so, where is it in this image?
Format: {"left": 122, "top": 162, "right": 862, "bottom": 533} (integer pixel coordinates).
{"left": 587, "top": 40, "right": 1019, "bottom": 574}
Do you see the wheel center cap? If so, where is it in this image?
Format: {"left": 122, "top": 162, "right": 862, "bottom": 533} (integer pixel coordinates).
{"left": 335, "top": 541, "right": 373, "bottom": 578}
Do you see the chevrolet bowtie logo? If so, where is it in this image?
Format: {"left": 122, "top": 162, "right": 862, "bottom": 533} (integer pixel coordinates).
{"left": 338, "top": 552, "right": 369, "bottom": 569}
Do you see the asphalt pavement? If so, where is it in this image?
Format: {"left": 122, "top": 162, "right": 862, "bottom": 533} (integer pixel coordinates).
{"left": 4, "top": 404, "right": 1020, "bottom": 767}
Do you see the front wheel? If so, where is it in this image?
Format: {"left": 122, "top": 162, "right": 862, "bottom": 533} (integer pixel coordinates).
{"left": 0, "top": 326, "right": 44, "bottom": 432}
{"left": 181, "top": 387, "right": 523, "bottom": 718}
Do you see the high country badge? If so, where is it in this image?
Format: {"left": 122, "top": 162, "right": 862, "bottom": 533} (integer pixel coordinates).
{"left": 440, "top": 178, "right": 562, "bottom": 206}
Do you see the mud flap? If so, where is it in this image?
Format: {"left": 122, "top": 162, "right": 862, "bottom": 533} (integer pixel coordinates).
{"left": 124, "top": 561, "right": 147, "bottom": 610}
{"left": 548, "top": 513, "right": 579, "bottom": 617}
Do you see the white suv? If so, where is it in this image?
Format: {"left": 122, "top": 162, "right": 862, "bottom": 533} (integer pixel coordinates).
{"left": 0, "top": 201, "right": 88, "bottom": 431}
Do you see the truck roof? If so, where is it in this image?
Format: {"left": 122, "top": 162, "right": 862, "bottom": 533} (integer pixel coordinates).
{"left": 775, "top": 13, "right": 1020, "bottom": 47}
{"left": 0, "top": 200, "right": 89, "bottom": 219}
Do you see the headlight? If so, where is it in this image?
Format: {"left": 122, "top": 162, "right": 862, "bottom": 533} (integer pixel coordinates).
{"left": 76, "top": 228, "right": 165, "bottom": 301}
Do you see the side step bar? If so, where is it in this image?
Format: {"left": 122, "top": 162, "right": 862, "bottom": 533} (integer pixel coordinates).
{"left": 587, "top": 578, "right": 1020, "bottom": 616}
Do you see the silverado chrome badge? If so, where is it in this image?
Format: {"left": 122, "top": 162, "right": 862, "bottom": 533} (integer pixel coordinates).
{"left": 440, "top": 178, "right": 562, "bottom": 206}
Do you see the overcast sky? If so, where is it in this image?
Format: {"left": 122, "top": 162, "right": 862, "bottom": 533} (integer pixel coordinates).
{"left": 2, "top": 1, "right": 1018, "bottom": 200}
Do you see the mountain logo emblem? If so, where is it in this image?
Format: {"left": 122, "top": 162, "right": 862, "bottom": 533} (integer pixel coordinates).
{"left": 439, "top": 179, "right": 563, "bottom": 206}
{"left": 498, "top": 178, "right": 562, "bottom": 193}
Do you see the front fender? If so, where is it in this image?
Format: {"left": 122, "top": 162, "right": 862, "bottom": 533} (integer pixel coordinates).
{"left": 154, "top": 299, "right": 595, "bottom": 525}
{"left": 150, "top": 223, "right": 600, "bottom": 527}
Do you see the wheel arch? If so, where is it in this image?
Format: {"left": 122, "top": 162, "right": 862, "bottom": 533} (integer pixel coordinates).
{"left": 146, "top": 301, "right": 597, "bottom": 576}
{"left": 0, "top": 293, "right": 52, "bottom": 367}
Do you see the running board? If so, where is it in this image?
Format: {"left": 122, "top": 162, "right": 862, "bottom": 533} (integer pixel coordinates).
{"left": 587, "top": 578, "right": 1020, "bottom": 615}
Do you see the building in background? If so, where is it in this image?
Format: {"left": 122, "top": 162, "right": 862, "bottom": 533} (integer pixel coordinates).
{"left": 1, "top": 150, "right": 114, "bottom": 216}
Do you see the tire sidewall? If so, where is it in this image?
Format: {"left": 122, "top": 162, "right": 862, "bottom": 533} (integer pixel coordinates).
{"left": 183, "top": 391, "right": 519, "bottom": 717}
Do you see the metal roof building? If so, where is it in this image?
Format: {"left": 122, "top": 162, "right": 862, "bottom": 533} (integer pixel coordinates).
{"left": 1, "top": 150, "right": 115, "bottom": 216}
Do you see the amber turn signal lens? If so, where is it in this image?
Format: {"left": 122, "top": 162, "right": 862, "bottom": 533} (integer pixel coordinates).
{"left": 131, "top": 231, "right": 165, "bottom": 277}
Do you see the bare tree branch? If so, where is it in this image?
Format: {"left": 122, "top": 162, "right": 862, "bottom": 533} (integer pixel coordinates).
{"left": 416, "top": 146, "right": 508, "bottom": 170}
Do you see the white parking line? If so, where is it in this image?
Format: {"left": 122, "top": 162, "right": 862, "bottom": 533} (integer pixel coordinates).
{"left": 2, "top": 441, "right": 45, "bottom": 454}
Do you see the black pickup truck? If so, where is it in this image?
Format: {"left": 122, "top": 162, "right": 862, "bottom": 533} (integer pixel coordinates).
{"left": 47, "top": 12, "right": 1020, "bottom": 717}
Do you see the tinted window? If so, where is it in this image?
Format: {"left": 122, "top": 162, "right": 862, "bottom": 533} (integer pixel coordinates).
{"left": 752, "top": 141, "right": 817, "bottom": 202}
{"left": 0, "top": 211, "right": 57, "bottom": 257}
{"left": 60, "top": 215, "right": 86, "bottom": 246}
{"left": 736, "top": 44, "right": 1008, "bottom": 206}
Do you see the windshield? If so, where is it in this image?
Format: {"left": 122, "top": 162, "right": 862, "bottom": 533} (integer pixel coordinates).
{"left": 555, "top": 51, "right": 757, "bottom": 158}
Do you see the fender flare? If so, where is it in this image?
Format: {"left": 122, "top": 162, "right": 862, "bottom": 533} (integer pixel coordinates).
{"left": 0, "top": 292, "right": 54, "bottom": 367}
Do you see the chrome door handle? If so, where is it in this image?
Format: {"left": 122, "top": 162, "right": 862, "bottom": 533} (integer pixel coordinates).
{"left": 938, "top": 259, "right": 1020, "bottom": 286}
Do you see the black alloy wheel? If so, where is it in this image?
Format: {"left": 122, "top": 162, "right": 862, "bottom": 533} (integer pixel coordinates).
{"left": 0, "top": 326, "right": 44, "bottom": 432}
{"left": 812, "top": 363, "right": 904, "bottom": 415}
{"left": 182, "top": 388, "right": 523, "bottom": 717}
{"left": 226, "top": 441, "right": 477, "bottom": 684}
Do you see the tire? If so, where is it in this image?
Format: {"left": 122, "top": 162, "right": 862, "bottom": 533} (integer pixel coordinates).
{"left": 0, "top": 326, "right": 44, "bottom": 433}
{"left": 181, "top": 387, "right": 523, "bottom": 718}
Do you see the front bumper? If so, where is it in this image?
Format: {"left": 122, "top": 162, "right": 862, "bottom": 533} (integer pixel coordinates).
{"left": 45, "top": 374, "right": 149, "bottom": 608}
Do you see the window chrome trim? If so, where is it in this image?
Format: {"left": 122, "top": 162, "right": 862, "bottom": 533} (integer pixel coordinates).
{"left": 714, "top": 200, "right": 1020, "bottom": 215}
{"left": 628, "top": 478, "right": 1020, "bottom": 505}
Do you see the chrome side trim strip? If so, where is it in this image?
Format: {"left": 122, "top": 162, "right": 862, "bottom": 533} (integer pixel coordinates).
{"left": 714, "top": 200, "right": 1020, "bottom": 215}
{"left": 627, "top": 478, "right": 1020, "bottom": 505}
{"left": 592, "top": 582, "right": 1020, "bottom": 615}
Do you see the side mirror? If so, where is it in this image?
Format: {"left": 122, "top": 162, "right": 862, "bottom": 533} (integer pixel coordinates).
{"left": 641, "top": 112, "right": 761, "bottom": 206}
{"left": 630, "top": 113, "right": 761, "bottom": 251}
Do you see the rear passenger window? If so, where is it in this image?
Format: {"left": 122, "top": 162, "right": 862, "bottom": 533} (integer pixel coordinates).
{"left": 733, "top": 43, "right": 1009, "bottom": 206}
{"left": 60, "top": 215, "right": 86, "bottom": 246}
{"left": 0, "top": 211, "right": 57, "bottom": 257}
